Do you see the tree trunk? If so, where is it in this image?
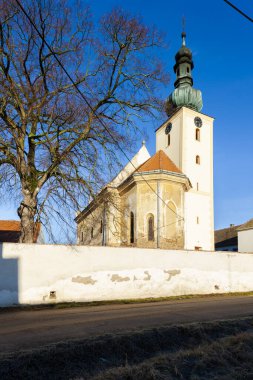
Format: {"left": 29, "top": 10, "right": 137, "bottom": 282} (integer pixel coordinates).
{"left": 17, "top": 190, "right": 37, "bottom": 243}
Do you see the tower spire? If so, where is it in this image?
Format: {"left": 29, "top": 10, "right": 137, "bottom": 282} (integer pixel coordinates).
{"left": 182, "top": 31, "right": 186, "bottom": 47}
{"left": 182, "top": 16, "right": 186, "bottom": 46}
{"left": 165, "top": 33, "right": 203, "bottom": 116}
{"left": 173, "top": 32, "right": 193, "bottom": 89}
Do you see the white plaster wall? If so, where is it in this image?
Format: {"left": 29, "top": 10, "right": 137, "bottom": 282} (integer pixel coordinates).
{"left": 238, "top": 229, "right": 253, "bottom": 253}
{"left": 1, "top": 243, "right": 253, "bottom": 306}
{"left": 182, "top": 109, "right": 213, "bottom": 192}
{"left": 156, "top": 112, "right": 182, "bottom": 168}
{"left": 181, "top": 108, "right": 214, "bottom": 251}
{"left": 156, "top": 107, "right": 214, "bottom": 251}
{"left": 184, "top": 192, "right": 212, "bottom": 250}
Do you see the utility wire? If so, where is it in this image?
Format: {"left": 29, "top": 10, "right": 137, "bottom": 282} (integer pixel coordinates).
{"left": 14, "top": 0, "right": 184, "bottom": 223}
{"left": 223, "top": 0, "right": 253, "bottom": 23}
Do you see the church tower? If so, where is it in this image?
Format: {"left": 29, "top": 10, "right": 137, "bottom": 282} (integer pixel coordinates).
{"left": 156, "top": 33, "right": 214, "bottom": 251}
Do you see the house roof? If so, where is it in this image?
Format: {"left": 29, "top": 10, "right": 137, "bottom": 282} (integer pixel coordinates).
{"left": 0, "top": 220, "right": 21, "bottom": 243}
{"left": 0, "top": 220, "right": 21, "bottom": 232}
{"left": 237, "top": 218, "right": 253, "bottom": 232}
{"left": 137, "top": 150, "right": 182, "bottom": 174}
{"left": 0, "top": 220, "right": 41, "bottom": 243}
{"left": 214, "top": 224, "right": 240, "bottom": 245}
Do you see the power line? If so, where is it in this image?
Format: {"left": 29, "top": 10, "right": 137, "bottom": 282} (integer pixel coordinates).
{"left": 223, "top": 0, "right": 253, "bottom": 23}
{"left": 14, "top": 0, "right": 184, "bottom": 223}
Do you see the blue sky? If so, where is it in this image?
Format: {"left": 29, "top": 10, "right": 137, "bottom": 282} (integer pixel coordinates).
{"left": 1, "top": 0, "right": 252, "bottom": 233}
{"left": 92, "top": 0, "right": 253, "bottom": 230}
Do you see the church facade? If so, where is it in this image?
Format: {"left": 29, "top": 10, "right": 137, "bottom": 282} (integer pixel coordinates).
{"left": 75, "top": 33, "right": 215, "bottom": 251}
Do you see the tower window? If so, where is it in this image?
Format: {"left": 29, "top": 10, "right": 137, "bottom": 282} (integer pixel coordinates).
{"left": 148, "top": 214, "right": 155, "bottom": 241}
{"left": 187, "top": 67, "right": 190, "bottom": 73}
{"left": 177, "top": 69, "right": 180, "bottom": 76}
{"left": 100, "top": 220, "right": 103, "bottom": 233}
{"left": 196, "top": 155, "right": 200, "bottom": 165}
{"left": 167, "top": 134, "right": 170, "bottom": 146}
{"left": 91, "top": 227, "right": 94, "bottom": 238}
{"left": 195, "top": 128, "right": 200, "bottom": 141}
{"left": 130, "top": 212, "right": 134, "bottom": 244}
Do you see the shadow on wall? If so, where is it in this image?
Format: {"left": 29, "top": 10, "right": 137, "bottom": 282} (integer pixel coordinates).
{"left": 0, "top": 244, "right": 19, "bottom": 306}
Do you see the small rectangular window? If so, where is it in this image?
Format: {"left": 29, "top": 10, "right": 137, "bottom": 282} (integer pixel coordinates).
{"left": 197, "top": 182, "right": 199, "bottom": 191}
{"left": 197, "top": 217, "right": 199, "bottom": 224}
{"left": 167, "top": 134, "right": 170, "bottom": 146}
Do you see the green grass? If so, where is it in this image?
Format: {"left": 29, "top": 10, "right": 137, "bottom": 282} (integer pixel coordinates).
{"left": 1, "top": 291, "right": 253, "bottom": 312}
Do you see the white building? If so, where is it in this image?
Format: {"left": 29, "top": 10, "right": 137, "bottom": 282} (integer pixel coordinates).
{"left": 238, "top": 219, "right": 253, "bottom": 253}
{"left": 76, "top": 33, "right": 215, "bottom": 251}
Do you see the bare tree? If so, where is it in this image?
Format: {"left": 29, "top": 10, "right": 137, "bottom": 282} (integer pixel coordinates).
{"left": 0, "top": 0, "right": 168, "bottom": 243}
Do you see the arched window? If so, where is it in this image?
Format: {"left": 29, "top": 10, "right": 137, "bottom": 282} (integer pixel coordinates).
{"left": 195, "top": 128, "right": 200, "bottom": 141}
{"left": 91, "top": 227, "right": 93, "bottom": 239}
{"left": 100, "top": 220, "right": 103, "bottom": 233}
{"left": 148, "top": 214, "right": 154, "bottom": 241}
{"left": 130, "top": 212, "right": 134, "bottom": 243}
{"left": 196, "top": 155, "right": 200, "bottom": 165}
{"left": 167, "top": 134, "right": 170, "bottom": 146}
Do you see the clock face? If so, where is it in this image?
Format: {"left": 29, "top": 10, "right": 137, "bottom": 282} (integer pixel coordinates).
{"left": 165, "top": 123, "right": 172, "bottom": 135}
{"left": 194, "top": 117, "right": 203, "bottom": 128}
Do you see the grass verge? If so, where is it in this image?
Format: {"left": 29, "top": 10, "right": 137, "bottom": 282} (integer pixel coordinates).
{"left": 1, "top": 291, "right": 253, "bottom": 313}
{"left": 91, "top": 330, "right": 253, "bottom": 380}
{"left": 1, "top": 317, "right": 253, "bottom": 379}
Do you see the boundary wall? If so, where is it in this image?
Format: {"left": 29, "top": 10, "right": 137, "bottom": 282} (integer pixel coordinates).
{"left": 0, "top": 243, "right": 253, "bottom": 306}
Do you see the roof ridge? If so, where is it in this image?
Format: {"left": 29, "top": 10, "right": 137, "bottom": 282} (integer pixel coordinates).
{"left": 136, "top": 149, "right": 182, "bottom": 174}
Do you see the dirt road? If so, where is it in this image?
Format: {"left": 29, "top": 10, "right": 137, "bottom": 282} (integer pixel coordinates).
{"left": 1, "top": 295, "right": 253, "bottom": 354}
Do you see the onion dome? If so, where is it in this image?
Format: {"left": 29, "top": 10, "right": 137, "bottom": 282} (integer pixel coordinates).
{"left": 165, "top": 33, "right": 203, "bottom": 116}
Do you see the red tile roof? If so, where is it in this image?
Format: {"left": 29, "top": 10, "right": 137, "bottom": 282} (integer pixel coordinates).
{"left": 0, "top": 220, "right": 21, "bottom": 232}
{"left": 0, "top": 220, "right": 41, "bottom": 243}
{"left": 137, "top": 150, "right": 182, "bottom": 174}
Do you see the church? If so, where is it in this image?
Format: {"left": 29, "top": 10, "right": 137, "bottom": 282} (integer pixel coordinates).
{"left": 75, "top": 33, "right": 215, "bottom": 251}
